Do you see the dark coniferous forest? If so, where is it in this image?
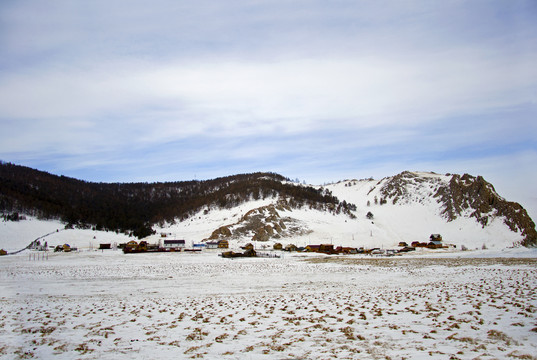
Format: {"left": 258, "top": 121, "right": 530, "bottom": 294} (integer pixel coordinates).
{"left": 0, "top": 162, "right": 355, "bottom": 238}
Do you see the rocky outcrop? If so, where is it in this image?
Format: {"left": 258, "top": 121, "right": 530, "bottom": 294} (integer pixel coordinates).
{"left": 379, "top": 171, "right": 435, "bottom": 204}
{"left": 434, "top": 174, "right": 536, "bottom": 246}
{"left": 378, "top": 172, "right": 537, "bottom": 246}
{"left": 204, "top": 201, "right": 311, "bottom": 243}
{"left": 208, "top": 226, "right": 232, "bottom": 240}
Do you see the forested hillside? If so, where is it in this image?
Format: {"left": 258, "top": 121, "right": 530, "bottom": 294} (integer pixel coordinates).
{"left": 0, "top": 162, "right": 354, "bottom": 238}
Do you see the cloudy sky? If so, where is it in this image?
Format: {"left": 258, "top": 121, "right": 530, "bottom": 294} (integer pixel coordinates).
{"left": 1, "top": 1, "right": 536, "bottom": 218}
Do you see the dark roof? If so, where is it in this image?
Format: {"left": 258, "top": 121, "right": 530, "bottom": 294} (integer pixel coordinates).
{"left": 164, "top": 239, "right": 185, "bottom": 244}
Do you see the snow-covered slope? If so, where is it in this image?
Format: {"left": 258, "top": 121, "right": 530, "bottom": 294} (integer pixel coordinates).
{"left": 326, "top": 172, "right": 527, "bottom": 250}
{"left": 1, "top": 171, "right": 535, "bottom": 253}
{"left": 0, "top": 217, "right": 131, "bottom": 253}
{"left": 149, "top": 171, "right": 534, "bottom": 250}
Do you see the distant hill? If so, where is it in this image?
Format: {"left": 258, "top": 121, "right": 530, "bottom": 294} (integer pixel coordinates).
{"left": 0, "top": 162, "right": 354, "bottom": 239}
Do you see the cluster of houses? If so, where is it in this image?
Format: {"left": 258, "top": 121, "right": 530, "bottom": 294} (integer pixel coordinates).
{"left": 271, "top": 243, "right": 361, "bottom": 255}
{"left": 117, "top": 234, "right": 450, "bottom": 256}
{"left": 120, "top": 239, "right": 230, "bottom": 253}
{"left": 54, "top": 244, "right": 73, "bottom": 252}
{"left": 28, "top": 240, "right": 76, "bottom": 253}
{"left": 406, "top": 234, "right": 452, "bottom": 249}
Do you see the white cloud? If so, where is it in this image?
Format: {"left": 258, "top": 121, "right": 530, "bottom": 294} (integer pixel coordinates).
{"left": 1, "top": 45, "right": 535, "bottom": 134}
{"left": 1, "top": 0, "right": 536, "bottom": 215}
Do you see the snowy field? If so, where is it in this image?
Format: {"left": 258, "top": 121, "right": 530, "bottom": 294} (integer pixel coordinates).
{"left": 1, "top": 250, "right": 536, "bottom": 359}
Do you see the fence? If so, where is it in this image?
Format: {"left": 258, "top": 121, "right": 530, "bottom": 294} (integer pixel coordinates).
{"left": 28, "top": 252, "right": 49, "bottom": 261}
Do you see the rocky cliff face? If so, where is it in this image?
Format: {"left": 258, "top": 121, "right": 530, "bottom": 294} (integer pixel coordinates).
{"left": 378, "top": 172, "right": 536, "bottom": 246}
{"left": 205, "top": 200, "right": 312, "bottom": 242}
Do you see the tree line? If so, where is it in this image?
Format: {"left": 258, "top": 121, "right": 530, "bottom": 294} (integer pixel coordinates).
{"left": 0, "top": 162, "right": 356, "bottom": 238}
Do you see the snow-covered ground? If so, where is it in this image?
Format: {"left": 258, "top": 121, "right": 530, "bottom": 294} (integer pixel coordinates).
{"left": 1, "top": 178, "right": 536, "bottom": 360}
{"left": 1, "top": 249, "right": 537, "bottom": 359}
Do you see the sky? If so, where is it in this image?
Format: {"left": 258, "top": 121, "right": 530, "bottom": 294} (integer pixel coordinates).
{"left": 1, "top": 1, "right": 536, "bottom": 220}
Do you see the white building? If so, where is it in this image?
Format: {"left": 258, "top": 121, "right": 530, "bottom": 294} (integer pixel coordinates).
{"left": 163, "top": 239, "right": 185, "bottom": 250}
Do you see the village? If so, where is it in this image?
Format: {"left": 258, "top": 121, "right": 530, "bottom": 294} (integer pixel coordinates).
{"left": 0, "top": 230, "right": 461, "bottom": 259}
{"left": 34, "top": 233, "right": 455, "bottom": 258}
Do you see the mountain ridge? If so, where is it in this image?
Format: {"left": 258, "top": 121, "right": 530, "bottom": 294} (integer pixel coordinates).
{"left": 0, "top": 163, "right": 535, "bottom": 247}
{"left": 0, "top": 162, "right": 353, "bottom": 239}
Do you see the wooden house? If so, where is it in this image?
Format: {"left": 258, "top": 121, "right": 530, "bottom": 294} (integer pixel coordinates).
{"left": 305, "top": 245, "right": 320, "bottom": 252}
{"left": 284, "top": 244, "right": 297, "bottom": 252}
{"left": 243, "top": 243, "right": 254, "bottom": 250}
{"left": 273, "top": 243, "right": 283, "bottom": 250}
{"left": 217, "top": 240, "right": 229, "bottom": 249}
{"left": 335, "top": 246, "right": 357, "bottom": 254}
{"left": 305, "top": 244, "right": 334, "bottom": 254}
{"left": 137, "top": 241, "right": 148, "bottom": 252}
{"left": 124, "top": 240, "right": 138, "bottom": 251}
{"left": 430, "top": 234, "right": 442, "bottom": 242}
{"left": 243, "top": 249, "right": 257, "bottom": 257}
{"left": 428, "top": 234, "right": 443, "bottom": 249}
{"left": 398, "top": 246, "right": 416, "bottom": 253}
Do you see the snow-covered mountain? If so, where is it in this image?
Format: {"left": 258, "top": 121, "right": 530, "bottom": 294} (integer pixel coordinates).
{"left": 1, "top": 170, "right": 535, "bottom": 252}
{"left": 145, "top": 171, "right": 535, "bottom": 250}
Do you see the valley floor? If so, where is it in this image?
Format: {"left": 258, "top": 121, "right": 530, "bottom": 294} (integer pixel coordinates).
{"left": 0, "top": 251, "right": 536, "bottom": 359}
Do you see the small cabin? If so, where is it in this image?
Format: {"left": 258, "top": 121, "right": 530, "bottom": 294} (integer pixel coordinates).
{"left": 428, "top": 234, "right": 443, "bottom": 249}
{"left": 137, "top": 241, "right": 148, "bottom": 252}
{"left": 99, "top": 243, "right": 111, "bottom": 250}
{"left": 273, "top": 243, "right": 283, "bottom": 250}
{"left": 335, "top": 246, "right": 357, "bottom": 254}
{"left": 305, "top": 244, "right": 334, "bottom": 254}
{"left": 243, "top": 243, "right": 254, "bottom": 250}
{"left": 125, "top": 240, "right": 138, "bottom": 251}
{"left": 206, "top": 241, "right": 219, "bottom": 249}
{"left": 284, "top": 244, "right": 297, "bottom": 252}
{"left": 243, "top": 249, "right": 257, "bottom": 257}
{"left": 430, "top": 234, "right": 442, "bottom": 242}
{"left": 217, "top": 240, "right": 229, "bottom": 249}
{"left": 305, "top": 245, "right": 320, "bottom": 252}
